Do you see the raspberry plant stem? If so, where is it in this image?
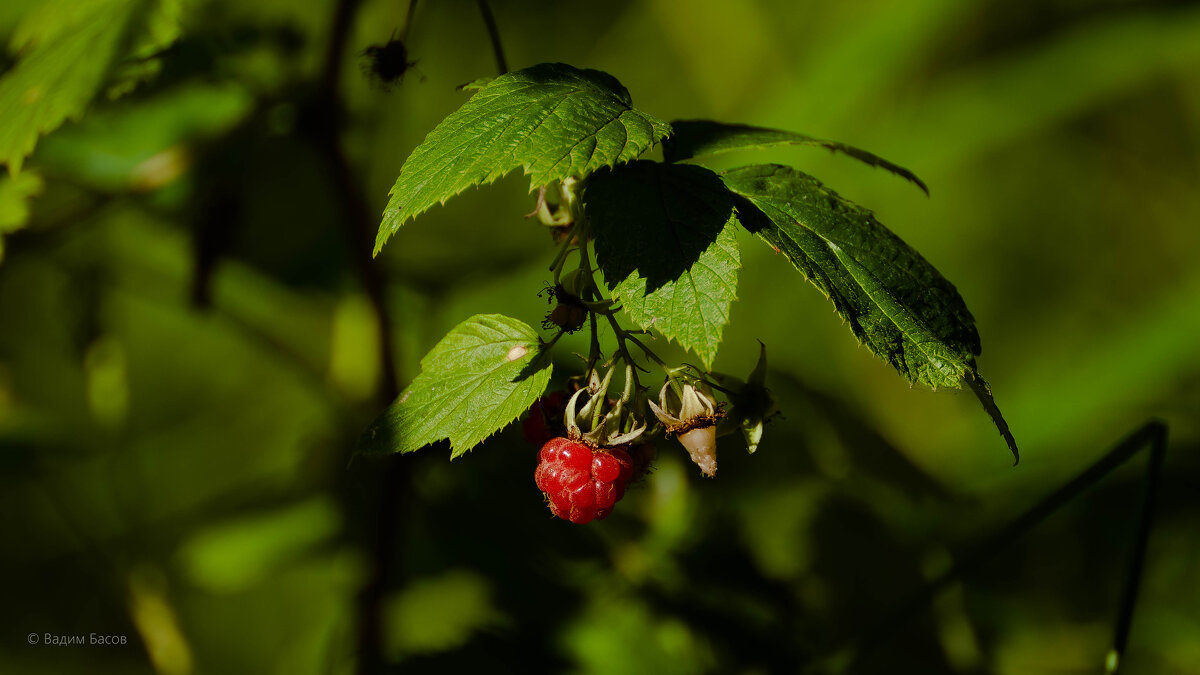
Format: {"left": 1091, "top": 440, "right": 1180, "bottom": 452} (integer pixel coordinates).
{"left": 810, "top": 420, "right": 1168, "bottom": 671}
{"left": 399, "top": 0, "right": 418, "bottom": 41}
{"left": 475, "top": 0, "right": 507, "bottom": 75}
{"left": 587, "top": 309, "right": 601, "bottom": 373}
{"left": 541, "top": 178, "right": 678, "bottom": 436}
{"left": 548, "top": 221, "right": 577, "bottom": 284}
{"left": 577, "top": 218, "right": 665, "bottom": 388}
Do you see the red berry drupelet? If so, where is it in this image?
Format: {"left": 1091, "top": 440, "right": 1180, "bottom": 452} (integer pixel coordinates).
{"left": 534, "top": 438, "right": 634, "bottom": 524}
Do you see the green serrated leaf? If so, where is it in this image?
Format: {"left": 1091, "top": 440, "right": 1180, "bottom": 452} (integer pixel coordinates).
{"left": 376, "top": 63, "right": 672, "bottom": 254}
{"left": 359, "top": 314, "right": 552, "bottom": 458}
{"left": 722, "top": 164, "right": 1016, "bottom": 461}
{"left": 664, "top": 120, "right": 929, "bottom": 195}
{"left": 587, "top": 161, "right": 741, "bottom": 369}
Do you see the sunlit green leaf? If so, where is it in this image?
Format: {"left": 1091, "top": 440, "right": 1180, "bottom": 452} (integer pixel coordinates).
{"left": 376, "top": 62, "right": 672, "bottom": 254}
{"left": 722, "top": 163, "right": 1016, "bottom": 460}
{"left": 664, "top": 120, "right": 928, "bottom": 194}
{"left": 587, "top": 161, "right": 741, "bottom": 369}
{"left": 359, "top": 314, "right": 552, "bottom": 457}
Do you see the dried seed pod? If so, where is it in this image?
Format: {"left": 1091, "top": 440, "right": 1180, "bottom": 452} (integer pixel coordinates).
{"left": 676, "top": 426, "right": 717, "bottom": 477}
{"left": 648, "top": 380, "right": 724, "bottom": 477}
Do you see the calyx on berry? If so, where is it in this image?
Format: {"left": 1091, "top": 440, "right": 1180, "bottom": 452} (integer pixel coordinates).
{"left": 648, "top": 378, "right": 725, "bottom": 477}
{"left": 564, "top": 366, "right": 646, "bottom": 449}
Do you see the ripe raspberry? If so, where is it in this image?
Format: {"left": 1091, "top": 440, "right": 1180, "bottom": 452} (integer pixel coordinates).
{"left": 534, "top": 437, "right": 634, "bottom": 524}
{"left": 522, "top": 391, "right": 569, "bottom": 446}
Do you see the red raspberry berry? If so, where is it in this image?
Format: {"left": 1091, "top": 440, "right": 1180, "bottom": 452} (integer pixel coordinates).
{"left": 534, "top": 438, "right": 634, "bottom": 524}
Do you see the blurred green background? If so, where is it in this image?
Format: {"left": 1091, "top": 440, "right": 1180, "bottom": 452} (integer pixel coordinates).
{"left": 3, "top": 0, "right": 1200, "bottom": 673}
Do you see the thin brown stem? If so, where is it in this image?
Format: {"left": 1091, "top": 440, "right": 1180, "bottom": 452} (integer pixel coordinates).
{"left": 399, "top": 0, "right": 418, "bottom": 41}
{"left": 475, "top": 0, "right": 508, "bottom": 74}
{"left": 806, "top": 420, "right": 1169, "bottom": 672}
{"left": 317, "top": 1, "right": 405, "bottom": 673}
{"left": 624, "top": 332, "right": 666, "bottom": 368}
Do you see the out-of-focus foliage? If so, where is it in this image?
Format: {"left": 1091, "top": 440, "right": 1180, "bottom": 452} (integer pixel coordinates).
{"left": 0, "top": 170, "right": 42, "bottom": 261}
{"left": 2, "top": 0, "right": 1200, "bottom": 674}
{"left": 0, "top": 0, "right": 182, "bottom": 174}
{"left": 382, "top": 568, "right": 506, "bottom": 660}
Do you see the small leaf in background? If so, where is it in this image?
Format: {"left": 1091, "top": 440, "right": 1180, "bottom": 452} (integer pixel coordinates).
{"left": 106, "top": 0, "right": 185, "bottom": 99}
{"left": 664, "top": 119, "right": 929, "bottom": 195}
{"left": 722, "top": 164, "right": 1016, "bottom": 460}
{"left": 359, "top": 314, "right": 552, "bottom": 457}
{"left": 176, "top": 497, "right": 342, "bottom": 593}
{"left": 0, "top": 170, "right": 43, "bottom": 263}
{"left": 35, "top": 81, "right": 253, "bottom": 192}
{"left": 0, "top": 0, "right": 180, "bottom": 174}
{"left": 587, "top": 161, "right": 741, "bottom": 370}
{"left": 376, "top": 62, "right": 672, "bottom": 253}
{"left": 383, "top": 570, "right": 506, "bottom": 660}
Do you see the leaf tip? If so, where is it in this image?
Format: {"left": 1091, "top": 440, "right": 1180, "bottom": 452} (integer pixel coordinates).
{"left": 372, "top": 228, "right": 391, "bottom": 257}
{"left": 907, "top": 174, "right": 931, "bottom": 197}
{"left": 963, "top": 373, "right": 1019, "bottom": 464}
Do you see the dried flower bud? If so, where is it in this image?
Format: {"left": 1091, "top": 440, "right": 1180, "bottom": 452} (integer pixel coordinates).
{"left": 648, "top": 380, "right": 724, "bottom": 477}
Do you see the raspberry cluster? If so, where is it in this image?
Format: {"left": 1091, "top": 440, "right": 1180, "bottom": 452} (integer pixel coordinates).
{"left": 534, "top": 438, "right": 633, "bottom": 524}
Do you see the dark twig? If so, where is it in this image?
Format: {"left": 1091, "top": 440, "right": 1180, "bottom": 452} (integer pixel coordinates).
{"left": 1108, "top": 422, "right": 1167, "bottom": 673}
{"left": 316, "top": 1, "right": 405, "bottom": 673}
{"left": 475, "top": 0, "right": 508, "bottom": 74}
{"left": 400, "top": 0, "right": 418, "bottom": 41}
{"left": 811, "top": 420, "right": 1168, "bottom": 671}
{"left": 316, "top": 0, "right": 399, "bottom": 400}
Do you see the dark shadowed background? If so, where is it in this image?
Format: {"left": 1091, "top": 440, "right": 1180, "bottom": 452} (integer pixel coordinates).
{"left": 2, "top": 0, "right": 1199, "bottom": 673}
